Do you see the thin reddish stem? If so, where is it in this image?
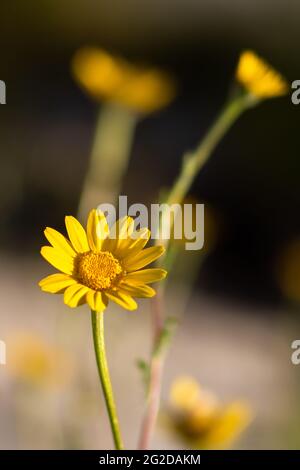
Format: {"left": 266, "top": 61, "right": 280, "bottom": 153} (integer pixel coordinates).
{"left": 138, "top": 287, "right": 165, "bottom": 450}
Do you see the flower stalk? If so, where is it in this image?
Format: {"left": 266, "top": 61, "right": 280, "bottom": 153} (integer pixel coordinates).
{"left": 138, "top": 93, "right": 256, "bottom": 449}
{"left": 138, "top": 354, "right": 164, "bottom": 449}
{"left": 138, "top": 289, "right": 177, "bottom": 449}
{"left": 167, "top": 95, "right": 253, "bottom": 203}
{"left": 78, "top": 103, "right": 137, "bottom": 220}
{"left": 158, "top": 93, "right": 256, "bottom": 249}
{"left": 91, "top": 310, "right": 124, "bottom": 450}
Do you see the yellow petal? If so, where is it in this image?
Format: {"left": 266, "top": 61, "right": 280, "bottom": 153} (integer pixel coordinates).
{"left": 40, "top": 246, "right": 74, "bottom": 275}
{"left": 65, "top": 216, "right": 89, "bottom": 253}
{"left": 119, "top": 282, "right": 155, "bottom": 298}
{"left": 71, "top": 47, "right": 176, "bottom": 113}
{"left": 44, "top": 227, "right": 76, "bottom": 258}
{"left": 103, "top": 216, "right": 134, "bottom": 254}
{"left": 39, "top": 273, "right": 76, "bottom": 293}
{"left": 105, "top": 290, "right": 137, "bottom": 311}
{"left": 236, "top": 50, "right": 288, "bottom": 98}
{"left": 203, "top": 401, "right": 252, "bottom": 449}
{"left": 118, "top": 228, "right": 150, "bottom": 259}
{"left": 123, "top": 245, "right": 165, "bottom": 271}
{"left": 86, "top": 290, "right": 95, "bottom": 310}
{"left": 86, "top": 209, "right": 109, "bottom": 252}
{"left": 113, "top": 216, "right": 135, "bottom": 239}
{"left": 71, "top": 47, "right": 125, "bottom": 102}
{"left": 86, "top": 290, "right": 108, "bottom": 311}
{"left": 95, "top": 292, "right": 108, "bottom": 311}
{"left": 170, "top": 377, "right": 201, "bottom": 412}
{"left": 124, "top": 268, "right": 167, "bottom": 284}
{"left": 64, "top": 284, "right": 89, "bottom": 308}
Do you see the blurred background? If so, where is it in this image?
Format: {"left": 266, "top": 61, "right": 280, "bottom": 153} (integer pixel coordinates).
{"left": 0, "top": 0, "right": 300, "bottom": 450}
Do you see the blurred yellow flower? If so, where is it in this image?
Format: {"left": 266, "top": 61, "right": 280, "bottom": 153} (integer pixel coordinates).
{"left": 276, "top": 238, "right": 300, "bottom": 302}
{"left": 236, "top": 50, "right": 288, "bottom": 99}
{"left": 8, "top": 332, "right": 73, "bottom": 388}
{"left": 72, "top": 47, "right": 176, "bottom": 113}
{"left": 167, "top": 377, "right": 252, "bottom": 449}
{"left": 39, "top": 209, "right": 167, "bottom": 311}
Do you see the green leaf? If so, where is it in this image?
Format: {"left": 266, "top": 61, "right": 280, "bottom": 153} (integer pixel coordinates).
{"left": 153, "top": 316, "right": 178, "bottom": 358}
{"left": 136, "top": 358, "right": 150, "bottom": 391}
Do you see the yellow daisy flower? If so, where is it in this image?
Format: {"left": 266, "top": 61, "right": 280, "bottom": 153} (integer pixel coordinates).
{"left": 167, "top": 377, "right": 252, "bottom": 449}
{"left": 72, "top": 47, "right": 176, "bottom": 114}
{"left": 39, "top": 209, "right": 167, "bottom": 311}
{"left": 236, "top": 50, "right": 288, "bottom": 99}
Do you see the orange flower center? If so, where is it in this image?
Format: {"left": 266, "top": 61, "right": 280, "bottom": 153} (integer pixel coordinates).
{"left": 76, "top": 251, "right": 122, "bottom": 291}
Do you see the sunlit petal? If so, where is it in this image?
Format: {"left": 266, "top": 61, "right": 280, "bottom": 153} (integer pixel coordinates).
{"left": 86, "top": 209, "right": 109, "bottom": 251}
{"left": 64, "top": 284, "right": 89, "bottom": 308}
{"left": 39, "top": 273, "right": 76, "bottom": 293}
{"left": 44, "top": 227, "right": 76, "bottom": 258}
{"left": 123, "top": 246, "right": 165, "bottom": 271}
{"left": 65, "top": 216, "right": 89, "bottom": 253}
{"left": 105, "top": 290, "right": 137, "bottom": 311}
{"left": 124, "top": 268, "right": 167, "bottom": 284}
{"left": 40, "top": 246, "right": 74, "bottom": 275}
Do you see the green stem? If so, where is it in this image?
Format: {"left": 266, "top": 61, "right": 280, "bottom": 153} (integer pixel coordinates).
{"left": 78, "top": 103, "right": 137, "bottom": 220}
{"left": 91, "top": 310, "right": 124, "bottom": 450}
{"left": 139, "top": 94, "right": 254, "bottom": 450}
{"left": 166, "top": 95, "right": 251, "bottom": 208}
{"left": 157, "top": 95, "right": 253, "bottom": 250}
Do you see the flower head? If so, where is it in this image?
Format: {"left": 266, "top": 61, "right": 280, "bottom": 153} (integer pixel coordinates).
{"left": 39, "top": 209, "right": 167, "bottom": 311}
{"left": 72, "top": 47, "right": 176, "bottom": 113}
{"left": 167, "top": 377, "right": 252, "bottom": 449}
{"left": 236, "top": 50, "right": 288, "bottom": 99}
